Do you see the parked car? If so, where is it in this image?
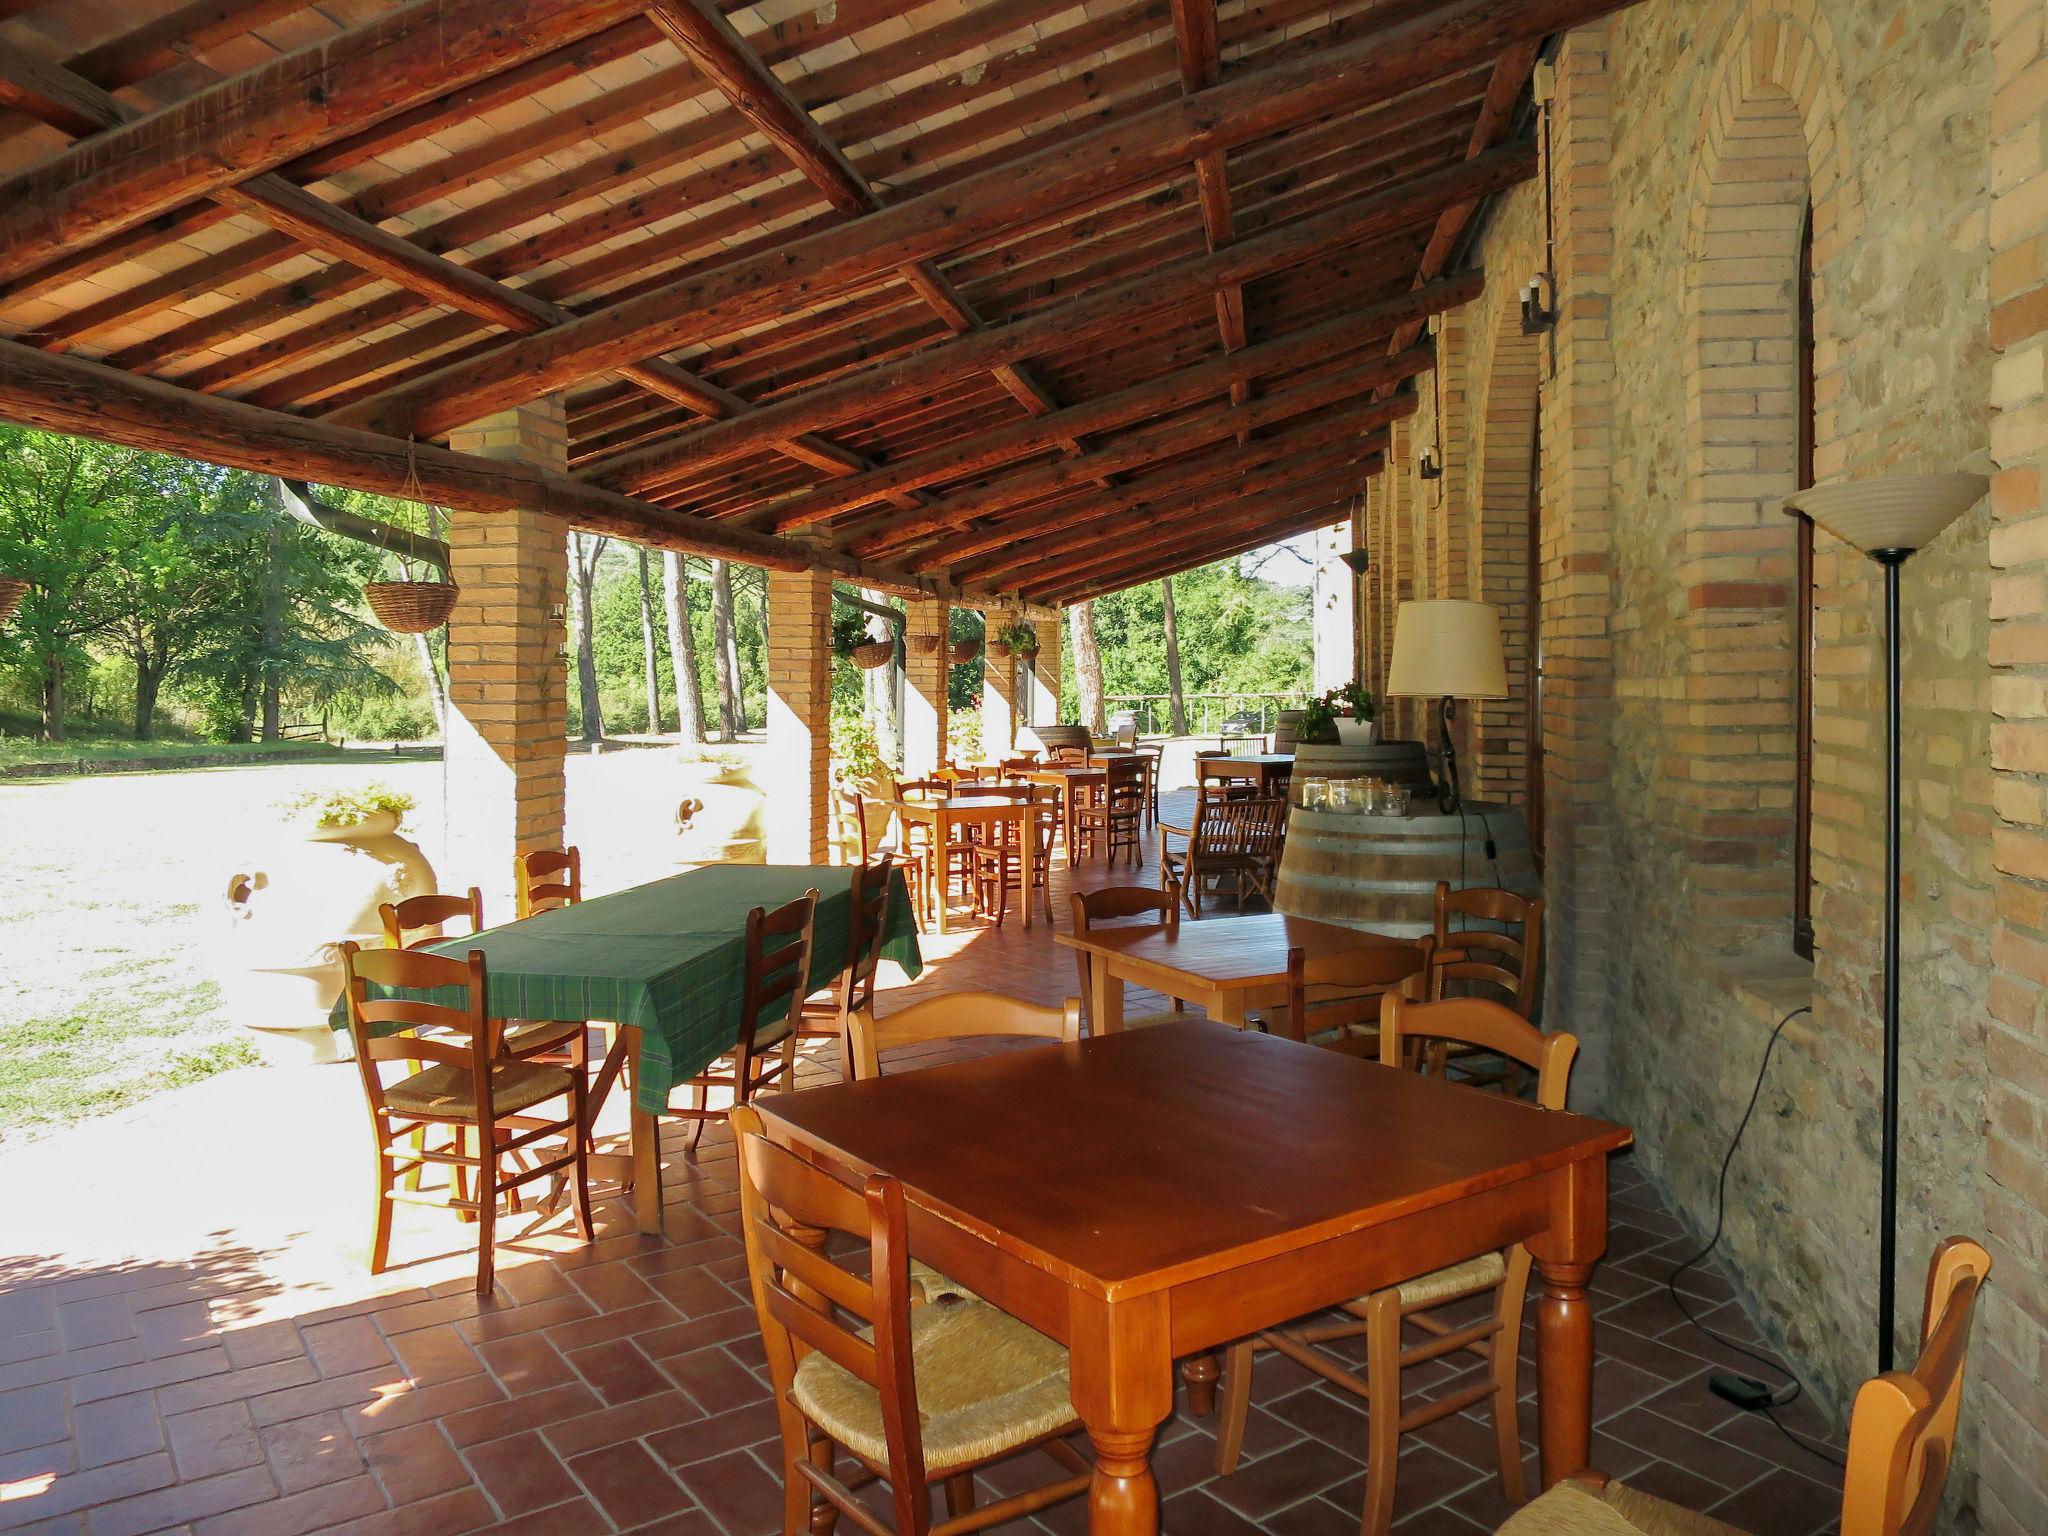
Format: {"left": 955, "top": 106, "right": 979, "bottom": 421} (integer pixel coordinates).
{"left": 1222, "top": 708, "right": 1266, "bottom": 736}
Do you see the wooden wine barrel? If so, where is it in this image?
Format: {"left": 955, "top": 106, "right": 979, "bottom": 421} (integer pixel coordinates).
{"left": 1272, "top": 710, "right": 1305, "bottom": 753}
{"left": 1274, "top": 801, "right": 1539, "bottom": 939}
{"left": 1291, "top": 739, "right": 1432, "bottom": 788}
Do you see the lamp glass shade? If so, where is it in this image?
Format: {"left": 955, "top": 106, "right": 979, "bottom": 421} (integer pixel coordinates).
{"left": 1783, "top": 473, "right": 1986, "bottom": 554}
{"left": 1384, "top": 600, "right": 1509, "bottom": 699}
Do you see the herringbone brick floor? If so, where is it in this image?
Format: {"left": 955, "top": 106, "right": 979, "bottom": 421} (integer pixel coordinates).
{"left": 0, "top": 793, "right": 1846, "bottom": 1535}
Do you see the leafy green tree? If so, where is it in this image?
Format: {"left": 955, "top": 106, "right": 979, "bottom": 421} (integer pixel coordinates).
{"left": 0, "top": 428, "right": 145, "bottom": 740}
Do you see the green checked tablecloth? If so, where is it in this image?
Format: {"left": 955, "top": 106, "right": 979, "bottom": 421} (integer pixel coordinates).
{"left": 332, "top": 864, "right": 922, "bottom": 1113}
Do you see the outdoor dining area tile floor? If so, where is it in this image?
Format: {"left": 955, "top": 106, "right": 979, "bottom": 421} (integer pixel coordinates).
{"left": 0, "top": 794, "right": 1846, "bottom": 1536}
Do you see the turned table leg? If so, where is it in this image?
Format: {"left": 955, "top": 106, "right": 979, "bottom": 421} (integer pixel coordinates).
{"left": 1528, "top": 1156, "right": 1607, "bottom": 1489}
{"left": 1070, "top": 1293, "right": 1172, "bottom": 1535}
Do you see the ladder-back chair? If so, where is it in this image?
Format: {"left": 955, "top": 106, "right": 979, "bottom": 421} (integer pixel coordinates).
{"left": 380, "top": 888, "right": 484, "bottom": 951}
{"left": 730, "top": 1104, "right": 1091, "bottom": 1536}
{"left": 1069, "top": 883, "right": 1184, "bottom": 1031}
{"left": 1158, "top": 793, "right": 1286, "bottom": 913}
{"left": 514, "top": 847, "right": 581, "bottom": 918}
{"left": 1216, "top": 994, "right": 1576, "bottom": 1536}
{"left": 1252, "top": 937, "right": 1434, "bottom": 1053}
{"left": 669, "top": 889, "right": 818, "bottom": 1152}
{"left": 338, "top": 943, "right": 592, "bottom": 1294}
{"left": 795, "top": 856, "right": 896, "bottom": 1081}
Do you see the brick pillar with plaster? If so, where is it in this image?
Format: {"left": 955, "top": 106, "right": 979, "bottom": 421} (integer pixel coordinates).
{"left": 1028, "top": 612, "right": 1063, "bottom": 737}
{"left": 982, "top": 610, "right": 1019, "bottom": 757}
{"left": 765, "top": 566, "right": 833, "bottom": 864}
{"left": 442, "top": 399, "right": 570, "bottom": 911}
{"left": 902, "top": 598, "right": 949, "bottom": 779}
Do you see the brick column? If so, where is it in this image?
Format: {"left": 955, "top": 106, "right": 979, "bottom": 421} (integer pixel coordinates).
{"left": 1535, "top": 31, "right": 1618, "bottom": 1105}
{"left": 1984, "top": 0, "right": 2048, "bottom": 1524}
{"left": 765, "top": 566, "right": 832, "bottom": 864}
{"left": 982, "top": 610, "right": 1019, "bottom": 757}
{"left": 1028, "top": 612, "right": 1062, "bottom": 735}
{"left": 902, "top": 598, "right": 949, "bottom": 779}
{"left": 443, "top": 400, "right": 569, "bottom": 911}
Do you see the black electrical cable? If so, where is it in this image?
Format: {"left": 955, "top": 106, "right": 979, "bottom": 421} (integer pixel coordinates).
{"left": 1663, "top": 1002, "right": 1844, "bottom": 1470}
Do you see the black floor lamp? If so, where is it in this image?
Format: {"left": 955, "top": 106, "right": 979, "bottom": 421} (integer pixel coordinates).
{"left": 1783, "top": 471, "right": 1985, "bottom": 1373}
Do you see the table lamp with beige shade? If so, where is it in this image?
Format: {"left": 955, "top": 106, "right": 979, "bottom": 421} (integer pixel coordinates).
{"left": 1781, "top": 471, "right": 1984, "bottom": 1376}
{"left": 1383, "top": 599, "right": 1509, "bottom": 815}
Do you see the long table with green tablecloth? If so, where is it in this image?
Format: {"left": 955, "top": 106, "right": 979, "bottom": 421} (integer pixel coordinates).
{"left": 332, "top": 864, "right": 922, "bottom": 1115}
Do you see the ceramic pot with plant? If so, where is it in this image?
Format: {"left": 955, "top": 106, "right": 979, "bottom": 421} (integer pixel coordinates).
{"left": 218, "top": 784, "right": 436, "bottom": 1064}
{"left": 1327, "top": 681, "right": 1376, "bottom": 745}
{"left": 675, "top": 750, "right": 768, "bottom": 865}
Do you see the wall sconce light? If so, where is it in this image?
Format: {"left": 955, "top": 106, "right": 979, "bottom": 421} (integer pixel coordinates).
{"left": 1520, "top": 272, "right": 1557, "bottom": 334}
{"left": 1417, "top": 446, "right": 1443, "bottom": 481}
{"left": 1339, "top": 548, "right": 1372, "bottom": 576}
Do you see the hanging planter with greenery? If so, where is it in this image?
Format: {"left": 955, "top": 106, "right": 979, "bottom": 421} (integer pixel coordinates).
{"left": 361, "top": 457, "right": 457, "bottom": 634}
{"left": 0, "top": 575, "right": 26, "bottom": 628}
{"left": 829, "top": 610, "right": 869, "bottom": 661}
{"left": 852, "top": 638, "right": 894, "bottom": 669}
{"left": 993, "top": 621, "right": 1039, "bottom": 658}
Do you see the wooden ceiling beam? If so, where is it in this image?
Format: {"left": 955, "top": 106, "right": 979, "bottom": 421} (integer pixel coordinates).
{"left": 587, "top": 175, "right": 1505, "bottom": 496}
{"left": 0, "top": 337, "right": 985, "bottom": 603}
{"left": 755, "top": 302, "right": 1431, "bottom": 533}
{"left": 0, "top": 0, "right": 649, "bottom": 289}
{"left": 1002, "top": 472, "right": 1375, "bottom": 595}
{"left": 850, "top": 366, "right": 1421, "bottom": 558}
{"left": 0, "top": 43, "right": 921, "bottom": 516}
{"left": 1040, "top": 499, "right": 1357, "bottom": 604}
{"left": 329, "top": 0, "right": 1631, "bottom": 440}
{"left": 943, "top": 423, "right": 1386, "bottom": 576}
{"left": 962, "top": 440, "right": 1385, "bottom": 586}
{"left": 644, "top": 0, "right": 1087, "bottom": 461}
{"left": 1167, "top": 0, "right": 1249, "bottom": 419}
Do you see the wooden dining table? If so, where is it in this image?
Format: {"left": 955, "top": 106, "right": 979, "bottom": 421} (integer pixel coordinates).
{"left": 1020, "top": 762, "right": 1105, "bottom": 863}
{"left": 880, "top": 791, "right": 1039, "bottom": 932}
{"left": 1196, "top": 751, "right": 1294, "bottom": 792}
{"left": 753, "top": 1022, "right": 1632, "bottom": 1535}
{"left": 1058, "top": 909, "right": 1407, "bottom": 1029}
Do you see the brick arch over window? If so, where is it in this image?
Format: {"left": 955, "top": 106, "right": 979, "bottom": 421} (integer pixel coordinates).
{"left": 1471, "top": 304, "right": 1544, "bottom": 809}
{"left": 1676, "top": 3, "right": 1848, "bottom": 952}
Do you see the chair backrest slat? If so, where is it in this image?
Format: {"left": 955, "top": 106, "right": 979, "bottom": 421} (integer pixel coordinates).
{"left": 740, "top": 890, "right": 819, "bottom": 1063}
{"left": 1069, "top": 885, "right": 1180, "bottom": 1021}
{"left": 834, "top": 858, "right": 894, "bottom": 1021}
{"left": 341, "top": 943, "right": 498, "bottom": 1119}
{"left": 1432, "top": 881, "right": 1543, "bottom": 1016}
{"left": 849, "top": 990, "right": 1080, "bottom": 1080}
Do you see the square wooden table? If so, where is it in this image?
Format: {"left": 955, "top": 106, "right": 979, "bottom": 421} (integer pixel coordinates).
{"left": 1196, "top": 752, "right": 1294, "bottom": 792}
{"left": 881, "top": 793, "right": 1039, "bottom": 933}
{"left": 754, "top": 1023, "right": 1632, "bottom": 1534}
{"left": 1059, "top": 910, "right": 1408, "bottom": 1028}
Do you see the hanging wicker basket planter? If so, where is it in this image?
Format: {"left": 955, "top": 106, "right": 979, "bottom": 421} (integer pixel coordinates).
{"left": 907, "top": 633, "right": 941, "bottom": 657}
{"left": 851, "top": 639, "right": 894, "bottom": 670}
{"left": 951, "top": 639, "right": 981, "bottom": 664}
{"left": 0, "top": 576, "right": 27, "bottom": 628}
{"left": 364, "top": 579, "right": 459, "bottom": 634}
{"left": 987, "top": 640, "right": 1012, "bottom": 660}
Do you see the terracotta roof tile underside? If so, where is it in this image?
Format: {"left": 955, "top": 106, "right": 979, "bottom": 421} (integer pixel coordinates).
{"left": 0, "top": 0, "right": 1634, "bottom": 604}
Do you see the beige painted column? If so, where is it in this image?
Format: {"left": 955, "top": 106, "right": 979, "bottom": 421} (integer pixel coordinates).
{"left": 1028, "top": 612, "right": 1063, "bottom": 734}
{"left": 902, "top": 598, "right": 949, "bottom": 778}
{"left": 765, "top": 566, "right": 832, "bottom": 863}
{"left": 443, "top": 400, "right": 570, "bottom": 910}
{"left": 982, "top": 610, "right": 1019, "bottom": 758}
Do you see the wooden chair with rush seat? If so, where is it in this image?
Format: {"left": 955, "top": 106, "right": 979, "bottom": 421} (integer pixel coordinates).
{"left": 1215, "top": 993, "right": 1576, "bottom": 1536}
{"left": 1251, "top": 937, "right": 1435, "bottom": 1053}
{"left": 839, "top": 787, "right": 927, "bottom": 930}
{"left": 730, "top": 1103, "right": 1092, "bottom": 1536}
{"left": 338, "top": 943, "right": 592, "bottom": 1294}
{"left": 1494, "top": 1237, "right": 1992, "bottom": 1536}
{"left": 1432, "top": 881, "right": 1545, "bottom": 1092}
{"left": 1068, "top": 883, "right": 1186, "bottom": 1031}
{"left": 513, "top": 846, "right": 581, "bottom": 917}
{"left": 379, "top": 888, "right": 484, "bottom": 950}
{"left": 969, "top": 786, "right": 1059, "bottom": 927}
{"left": 845, "top": 989, "right": 1080, "bottom": 1082}
{"left": 1072, "top": 754, "right": 1145, "bottom": 864}
{"left": 1158, "top": 792, "right": 1286, "bottom": 914}
{"left": 794, "top": 856, "right": 895, "bottom": 1081}
{"left": 668, "top": 889, "right": 818, "bottom": 1153}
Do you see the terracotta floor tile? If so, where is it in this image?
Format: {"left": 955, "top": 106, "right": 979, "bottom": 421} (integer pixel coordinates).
{"left": 188, "top": 1471, "right": 386, "bottom": 1536}
{"left": 440, "top": 1384, "right": 600, "bottom": 1451}
{"left": 166, "top": 1404, "right": 264, "bottom": 1481}
{"left": 358, "top": 1422, "right": 470, "bottom": 1506}
{"left": 314, "top": 1484, "right": 495, "bottom": 1536}
{"left": 564, "top": 1440, "right": 692, "bottom": 1528}
{"left": 0, "top": 1383, "right": 67, "bottom": 1456}
{"left": 385, "top": 1330, "right": 481, "bottom": 1391}
{"left": 645, "top": 1400, "right": 780, "bottom": 1469}
{"left": 0, "top": 1453, "right": 175, "bottom": 1532}
{"left": 537, "top": 1389, "right": 699, "bottom": 1461}
{"left": 1706, "top": 1464, "right": 1841, "bottom": 1535}
{"left": 71, "top": 1395, "right": 162, "bottom": 1470}
{"left": 258, "top": 1410, "right": 364, "bottom": 1494}
{"left": 463, "top": 1430, "right": 578, "bottom": 1518}
{"left": 565, "top": 1340, "right": 667, "bottom": 1406}
{"left": 87, "top": 1464, "right": 278, "bottom": 1536}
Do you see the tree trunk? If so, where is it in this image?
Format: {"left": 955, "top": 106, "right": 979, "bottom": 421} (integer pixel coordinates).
{"left": 662, "top": 550, "right": 705, "bottom": 744}
{"left": 1070, "top": 600, "right": 1106, "bottom": 736}
{"left": 259, "top": 518, "right": 283, "bottom": 742}
{"left": 711, "top": 559, "right": 741, "bottom": 740}
{"left": 40, "top": 650, "right": 65, "bottom": 742}
{"left": 231, "top": 670, "right": 257, "bottom": 743}
{"left": 637, "top": 546, "right": 662, "bottom": 733}
{"left": 133, "top": 658, "right": 163, "bottom": 740}
{"left": 1161, "top": 577, "right": 1188, "bottom": 736}
{"left": 570, "top": 533, "right": 604, "bottom": 743}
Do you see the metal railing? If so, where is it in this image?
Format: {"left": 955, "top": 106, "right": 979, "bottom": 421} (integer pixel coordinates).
{"left": 1103, "top": 692, "right": 1308, "bottom": 738}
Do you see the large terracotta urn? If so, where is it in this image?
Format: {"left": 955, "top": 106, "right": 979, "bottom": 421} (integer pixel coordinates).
{"left": 675, "top": 757, "right": 768, "bottom": 865}
{"left": 218, "top": 810, "right": 437, "bottom": 1064}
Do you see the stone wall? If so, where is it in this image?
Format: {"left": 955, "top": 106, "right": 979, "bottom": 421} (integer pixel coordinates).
{"left": 1363, "top": 0, "right": 2009, "bottom": 1518}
